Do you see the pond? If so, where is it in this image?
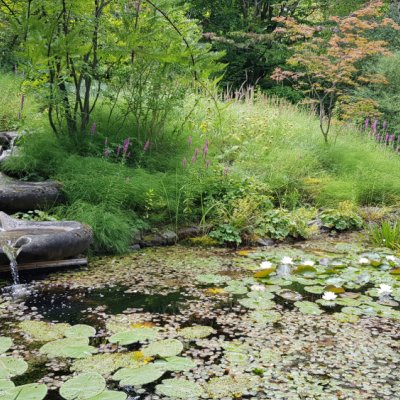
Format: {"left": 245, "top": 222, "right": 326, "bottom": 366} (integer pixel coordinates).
{"left": 0, "top": 235, "right": 400, "bottom": 399}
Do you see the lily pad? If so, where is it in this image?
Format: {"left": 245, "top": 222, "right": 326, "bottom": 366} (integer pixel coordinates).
{"left": 40, "top": 338, "right": 97, "bottom": 359}
{"left": 0, "top": 356, "right": 28, "bottom": 379}
{"left": 179, "top": 326, "right": 215, "bottom": 340}
{"left": 333, "top": 313, "right": 360, "bottom": 323}
{"left": 224, "top": 282, "right": 248, "bottom": 295}
{"left": 1, "top": 383, "right": 47, "bottom": 400}
{"left": 294, "top": 301, "right": 323, "bottom": 315}
{"left": 60, "top": 372, "right": 106, "bottom": 399}
{"left": 155, "top": 379, "right": 204, "bottom": 399}
{"left": 304, "top": 285, "right": 325, "bottom": 294}
{"left": 238, "top": 297, "right": 275, "bottom": 310}
{"left": 154, "top": 357, "right": 196, "bottom": 372}
{"left": 278, "top": 289, "right": 302, "bottom": 301}
{"left": 64, "top": 325, "right": 96, "bottom": 339}
{"left": 86, "top": 391, "right": 127, "bottom": 400}
{"left": 71, "top": 353, "right": 141, "bottom": 376}
{"left": 249, "top": 310, "right": 282, "bottom": 323}
{"left": 109, "top": 328, "right": 157, "bottom": 345}
{"left": 0, "top": 338, "right": 12, "bottom": 355}
{"left": 113, "top": 364, "right": 164, "bottom": 386}
{"left": 205, "top": 375, "right": 260, "bottom": 399}
{"left": 142, "top": 339, "right": 183, "bottom": 358}
{"left": 19, "top": 321, "right": 70, "bottom": 342}
{"left": 0, "top": 379, "right": 14, "bottom": 391}
{"left": 196, "top": 274, "right": 230, "bottom": 285}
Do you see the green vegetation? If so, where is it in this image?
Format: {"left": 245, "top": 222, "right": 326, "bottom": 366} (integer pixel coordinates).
{"left": 370, "top": 221, "right": 400, "bottom": 250}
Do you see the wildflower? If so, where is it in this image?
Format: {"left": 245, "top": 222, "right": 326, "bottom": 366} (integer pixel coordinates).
{"left": 322, "top": 291, "right": 337, "bottom": 301}
{"left": 123, "top": 138, "right": 130, "bottom": 155}
{"left": 281, "top": 256, "right": 293, "bottom": 265}
{"left": 188, "top": 136, "right": 193, "bottom": 146}
{"left": 377, "top": 284, "right": 392, "bottom": 296}
{"left": 182, "top": 158, "right": 187, "bottom": 168}
{"left": 194, "top": 148, "right": 199, "bottom": 157}
{"left": 203, "top": 144, "right": 209, "bottom": 157}
{"left": 251, "top": 284, "right": 266, "bottom": 292}
{"left": 191, "top": 155, "right": 196, "bottom": 164}
{"left": 386, "top": 255, "right": 396, "bottom": 262}
{"left": 259, "top": 261, "right": 273, "bottom": 270}
{"left": 90, "top": 122, "right": 97, "bottom": 135}
{"left": 358, "top": 257, "right": 370, "bottom": 265}
{"left": 385, "top": 133, "right": 389, "bottom": 143}
{"left": 143, "top": 140, "right": 150, "bottom": 152}
{"left": 372, "top": 119, "right": 378, "bottom": 134}
{"left": 303, "top": 260, "right": 315, "bottom": 266}
{"left": 390, "top": 134, "right": 395, "bottom": 143}
{"left": 364, "top": 118, "right": 369, "bottom": 130}
{"left": 205, "top": 159, "right": 211, "bottom": 169}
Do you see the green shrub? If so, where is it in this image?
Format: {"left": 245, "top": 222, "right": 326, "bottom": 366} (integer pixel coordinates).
{"left": 370, "top": 221, "right": 400, "bottom": 250}
{"left": 209, "top": 224, "right": 242, "bottom": 246}
{"left": 320, "top": 202, "right": 364, "bottom": 231}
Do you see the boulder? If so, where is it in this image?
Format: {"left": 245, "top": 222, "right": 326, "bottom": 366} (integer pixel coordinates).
{"left": 0, "top": 173, "right": 62, "bottom": 213}
{"left": 0, "top": 212, "right": 92, "bottom": 265}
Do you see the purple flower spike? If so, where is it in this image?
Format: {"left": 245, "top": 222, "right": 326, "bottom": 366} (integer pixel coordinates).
{"left": 364, "top": 118, "right": 369, "bottom": 130}
{"left": 116, "top": 145, "right": 121, "bottom": 157}
{"left": 390, "top": 134, "right": 395, "bottom": 143}
{"left": 194, "top": 148, "right": 199, "bottom": 157}
{"left": 91, "top": 122, "right": 97, "bottom": 135}
{"left": 191, "top": 155, "right": 196, "bottom": 164}
{"left": 123, "top": 138, "right": 130, "bottom": 155}
{"left": 188, "top": 136, "right": 193, "bottom": 146}
{"left": 385, "top": 133, "right": 389, "bottom": 143}
{"left": 372, "top": 120, "right": 378, "bottom": 134}
{"left": 144, "top": 140, "right": 150, "bottom": 152}
{"left": 205, "top": 159, "right": 211, "bottom": 169}
{"left": 182, "top": 158, "right": 187, "bottom": 168}
{"left": 203, "top": 144, "right": 209, "bottom": 157}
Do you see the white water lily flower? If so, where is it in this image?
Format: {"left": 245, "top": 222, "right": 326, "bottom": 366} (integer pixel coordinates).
{"left": 377, "top": 284, "right": 392, "bottom": 296}
{"left": 259, "top": 261, "right": 273, "bottom": 270}
{"left": 303, "top": 260, "right": 315, "bottom": 266}
{"left": 322, "top": 291, "right": 337, "bottom": 301}
{"left": 386, "top": 255, "right": 396, "bottom": 262}
{"left": 281, "top": 256, "right": 293, "bottom": 265}
{"left": 358, "top": 257, "right": 370, "bottom": 265}
{"left": 251, "top": 284, "right": 266, "bottom": 292}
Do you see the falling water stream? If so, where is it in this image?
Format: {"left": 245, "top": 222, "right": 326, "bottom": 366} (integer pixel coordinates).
{"left": 3, "top": 240, "right": 21, "bottom": 285}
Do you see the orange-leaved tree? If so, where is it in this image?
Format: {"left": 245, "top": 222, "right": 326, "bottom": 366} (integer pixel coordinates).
{"left": 271, "top": 1, "right": 400, "bottom": 143}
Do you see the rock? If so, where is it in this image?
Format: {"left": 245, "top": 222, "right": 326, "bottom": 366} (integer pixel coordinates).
{"left": 255, "top": 238, "right": 275, "bottom": 247}
{"left": 177, "top": 226, "right": 202, "bottom": 240}
{"left": 0, "top": 131, "right": 18, "bottom": 163}
{"left": 0, "top": 212, "right": 92, "bottom": 265}
{"left": 138, "top": 230, "right": 177, "bottom": 247}
{"left": 0, "top": 173, "right": 62, "bottom": 213}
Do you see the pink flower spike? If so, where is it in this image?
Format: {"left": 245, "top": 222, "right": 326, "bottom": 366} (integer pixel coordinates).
{"left": 91, "top": 122, "right": 97, "bottom": 135}
{"left": 194, "top": 148, "right": 199, "bottom": 157}
{"left": 188, "top": 136, "right": 193, "bottom": 146}
{"left": 123, "top": 138, "right": 130, "bottom": 155}
{"left": 191, "top": 155, "right": 196, "bottom": 164}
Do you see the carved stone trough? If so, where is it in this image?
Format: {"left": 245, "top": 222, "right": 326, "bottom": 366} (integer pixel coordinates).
{"left": 0, "top": 212, "right": 92, "bottom": 269}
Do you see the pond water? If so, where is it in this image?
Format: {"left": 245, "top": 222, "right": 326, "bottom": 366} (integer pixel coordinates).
{"left": 1, "top": 236, "right": 400, "bottom": 399}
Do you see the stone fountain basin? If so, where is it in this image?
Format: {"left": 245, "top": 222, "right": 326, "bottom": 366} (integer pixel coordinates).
{"left": 0, "top": 212, "right": 92, "bottom": 265}
{"left": 0, "top": 173, "right": 62, "bottom": 213}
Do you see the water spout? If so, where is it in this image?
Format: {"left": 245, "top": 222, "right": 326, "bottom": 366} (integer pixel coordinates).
{"left": 2, "top": 240, "right": 21, "bottom": 285}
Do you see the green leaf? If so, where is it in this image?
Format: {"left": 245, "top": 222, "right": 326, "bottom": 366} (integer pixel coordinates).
{"left": 60, "top": 373, "right": 106, "bottom": 400}
{"left": 65, "top": 325, "right": 96, "bottom": 339}
{"left": 40, "top": 338, "right": 97, "bottom": 359}
{"left": 238, "top": 298, "right": 275, "bottom": 310}
{"left": 0, "top": 338, "right": 12, "bottom": 355}
{"left": 86, "top": 391, "right": 127, "bottom": 400}
{"left": 0, "top": 379, "right": 14, "bottom": 392}
{"left": 71, "top": 353, "right": 141, "bottom": 376}
{"left": 109, "top": 328, "right": 157, "bottom": 345}
{"left": 294, "top": 301, "right": 323, "bottom": 315}
{"left": 113, "top": 364, "right": 164, "bottom": 386}
{"left": 0, "top": 356, "right": 28, "bottom": 379}
{"left": 142, "top": 339, "right": 183, "bottom": 358}
{"left": 1, "top": 383, "right": 47, "bottom": 400}
{"left": 249, "top": 310, "right": 281, "bottom": 323}
{"left": 154, "top": 357, "right": 196, "bottom": 372}
{"left": 156, "top": 379, "right": 204, "bottom": 398}
{"left": 19, "top": 321, "right": 70, "bottom": 342}
{"left": 179, "top": 326, "right": 215, "bottom": 340}
{"left": 196, "top": 274, "right": 230, "bottom": 285}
